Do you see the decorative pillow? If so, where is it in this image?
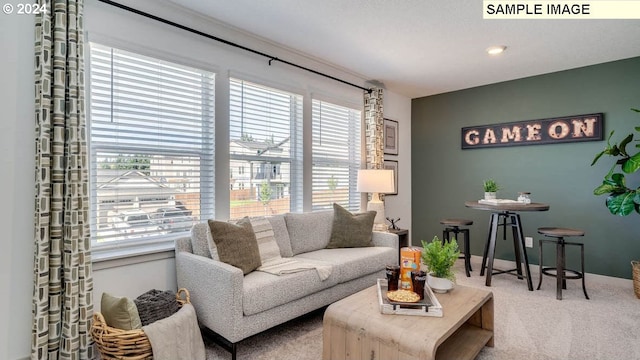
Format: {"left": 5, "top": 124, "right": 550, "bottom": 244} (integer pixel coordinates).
{"left": 100, "top": 292, "right": 142, "bottom": 330}
{"left": 208, "top": 217, "right": 261, "bottom": 275}
{"left": 191, "top": 223, "right": 217, "bottom": 260}
{"left": 284, "top": 210, "right": 334, "bottom": 255}
{"left": 249, "top": 216, "right": 283, "bottom": 264}
{"left": 266, "top": 215, "right": 294, "bottom": 257}
{"left": 326, "top": 203, "right": 376, "bottom": 248}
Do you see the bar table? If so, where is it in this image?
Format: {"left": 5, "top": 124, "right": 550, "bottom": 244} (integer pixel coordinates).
{"left": 465, "top": 200, "right": 550, "bottom": 291}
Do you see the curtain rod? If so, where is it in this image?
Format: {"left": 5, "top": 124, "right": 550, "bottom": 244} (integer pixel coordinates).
{"left": 96, "top": 0, "right": 373, "bottom": 93}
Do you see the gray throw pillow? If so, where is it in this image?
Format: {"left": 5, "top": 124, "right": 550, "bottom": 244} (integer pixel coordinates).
{"left": 326, "top": 203, "right": 376, "bottom": 248}
{"left": 208, "top": 217, "right": 261, "bottom": 275}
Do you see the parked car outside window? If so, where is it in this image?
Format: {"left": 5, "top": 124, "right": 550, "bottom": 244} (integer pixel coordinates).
{"left": 108, "top": 210, "right": 156, "bottom": 239}
{"left": 152, "top": 207, "right": 195, "bottom": 233}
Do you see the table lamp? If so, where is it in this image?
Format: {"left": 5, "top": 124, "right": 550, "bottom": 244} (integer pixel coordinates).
{"left": 357, "top": 169, "right": 395, "bottom": 231}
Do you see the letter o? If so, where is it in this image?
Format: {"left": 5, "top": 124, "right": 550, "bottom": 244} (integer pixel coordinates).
{"left": 548, "top": 121, "right": 570, "bottom": 139}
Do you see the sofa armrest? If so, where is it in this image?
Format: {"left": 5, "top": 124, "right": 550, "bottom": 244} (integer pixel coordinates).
{"left": 175, "top": 251, "right": 244, "bottom": 341}
{"left": 372, "top": 231, "right": 398, "bottom": 253}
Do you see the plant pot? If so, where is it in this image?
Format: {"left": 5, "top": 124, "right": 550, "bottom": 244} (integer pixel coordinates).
{"left": 632, "top": 261, "right": 640, "bottom": 299}
{"left": 484, "top": 192, "right": 497, "bottom": 200}
{"left": 427, "top": 273, "right": 454, "bottom": 293}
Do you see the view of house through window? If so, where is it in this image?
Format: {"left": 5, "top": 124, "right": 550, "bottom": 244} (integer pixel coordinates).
{"left": 89, "top": 43, "right": 215, "bottom": 247}
{"left": 312, "top": 100, "right": 361, "bottom": 212}
{"left": 229, "top": 78, "right": 303, "bottom": 218}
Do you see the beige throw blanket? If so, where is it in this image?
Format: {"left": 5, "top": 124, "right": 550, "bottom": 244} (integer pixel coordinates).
{"left": 258, "top": 257, "right": 332, "bottom": 281}
{"left": 142, "top": 303, "right": 205, "bottom": 360}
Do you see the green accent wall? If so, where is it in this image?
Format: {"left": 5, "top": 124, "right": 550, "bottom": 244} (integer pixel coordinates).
{"left": 411, "top": 56, "right": 640, "bottom": 279}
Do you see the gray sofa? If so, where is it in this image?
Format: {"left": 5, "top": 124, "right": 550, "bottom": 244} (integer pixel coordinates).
{"left": 175, "top": 210, "right": 398, "bottom": 358}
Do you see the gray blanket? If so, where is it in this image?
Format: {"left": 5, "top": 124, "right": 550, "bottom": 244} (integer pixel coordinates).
{"left": 142, "top": 303, "right": 205, "bottom": 360}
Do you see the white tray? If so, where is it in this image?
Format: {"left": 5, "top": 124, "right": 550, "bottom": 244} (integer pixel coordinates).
{"left": 377, "top": 278, "right": 443, "bottom": 317}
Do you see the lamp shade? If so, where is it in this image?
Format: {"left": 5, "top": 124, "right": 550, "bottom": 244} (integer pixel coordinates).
{"left": 356, "top": 169, "right": 395, "bottom": 194}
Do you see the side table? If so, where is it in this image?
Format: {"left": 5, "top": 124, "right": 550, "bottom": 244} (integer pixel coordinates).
{"left": 388, "top": 228, "right": 409, "bottom": 265}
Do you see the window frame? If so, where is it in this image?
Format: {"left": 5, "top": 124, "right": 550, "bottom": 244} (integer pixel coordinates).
{"left": 227, "top": 76, "right": 305, "bottom": 219}
{"left": 311, "top": 96, "right": 363, "bottom": 212}
{"left": 87, "top": 41, "right": 216, "bottom": 260}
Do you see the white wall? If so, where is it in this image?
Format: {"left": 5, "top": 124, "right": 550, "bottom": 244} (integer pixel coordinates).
{"left": 1, "top": 11, "right": 36, "bottom": 360}
{"left": 1, "top": 1, "right": 412, "bottom": 358}
{"left": 382, "top": 91, "right": 412, "bottom": 243}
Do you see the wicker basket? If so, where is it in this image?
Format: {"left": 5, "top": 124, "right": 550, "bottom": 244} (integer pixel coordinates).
{"left": 632, "top": 261, "right": 640, "bottom": 299}
{"left": 91, "top": 288, "right": 190, "bottom": 359}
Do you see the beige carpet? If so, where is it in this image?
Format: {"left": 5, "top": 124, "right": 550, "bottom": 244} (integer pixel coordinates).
{"left": 205, "top": 256, "right": 640, "bottom": 360}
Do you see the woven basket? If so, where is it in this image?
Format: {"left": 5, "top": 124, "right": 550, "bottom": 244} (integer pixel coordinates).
{"left": 632, "top": 261, "right": 640, "bottom": 299}
{"left": 91, "top": 288, "right": 190, "bottom": 359}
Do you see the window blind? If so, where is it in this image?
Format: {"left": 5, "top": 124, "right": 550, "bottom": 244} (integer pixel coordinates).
{"left": 229, "top": 78, "right": 303, "bottom": 218}
{"left": 312, "top": 100, "right": 361, "bottom": 212}
{"left": 89, "top": 43, "right": 215, "bottom": 247}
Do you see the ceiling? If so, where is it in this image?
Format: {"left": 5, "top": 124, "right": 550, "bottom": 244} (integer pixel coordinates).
{"left": 165, "top": 0, "right": 640, "bottom": 98}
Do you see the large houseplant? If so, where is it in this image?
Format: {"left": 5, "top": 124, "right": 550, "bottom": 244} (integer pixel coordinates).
{"left": 591, "top": 108, "right": 640, "bottom": 216}
{"left": 591, "top": 107, "right": 640, "bottom": 298}
{"left": 421, "top": 236, "right": 460, "bottom": 293}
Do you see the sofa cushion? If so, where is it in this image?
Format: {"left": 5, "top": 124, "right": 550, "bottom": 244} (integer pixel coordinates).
{"left": 208, "top": 217, "right": 261, "bottom": 275}
{"left": 101, "top": 292, "right": 142, "bottom": 330}
{"left": 266, "top": 215, "right": 293, "bottom": 257}
{"left": 326, "top": 203, "right": 376, "bottom": 248}
{"left": 191, "top": 223, "right": 217, "bottom": 260}
{"left": 242, "top": 264, "right": 337, "bottom": 316}
{"left": 284, "top": 210, "right": 334, "bottom": 255}
{"left": 296, "top": 247, "right": 396, "bottom": 284}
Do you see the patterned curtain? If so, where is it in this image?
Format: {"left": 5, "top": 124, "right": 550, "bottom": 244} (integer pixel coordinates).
{"left": 364, "top": 88, "right": 384, "bottom": 169}
{"left": 32, "top": 1, "right": 94, "bottom": 359}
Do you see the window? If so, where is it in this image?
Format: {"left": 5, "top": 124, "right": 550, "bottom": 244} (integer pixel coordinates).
{"left": 312, "top": 100, "right": 361, "bottom": 211}
{"left": 229, "top": 78, "right": 303, "bottom": 218}
{"left": 89, "top": 43, "right": 215, "bottom": 250}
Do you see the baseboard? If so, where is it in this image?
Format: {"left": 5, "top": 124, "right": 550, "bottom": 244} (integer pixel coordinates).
{"left": 469, "top": 255, "right": 633, "bottom": 288}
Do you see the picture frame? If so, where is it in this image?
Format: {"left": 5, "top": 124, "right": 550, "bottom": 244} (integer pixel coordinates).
{"left": 383, "top": 160, "right": 398, "bottom": 196}
{"left": 384, "top": 119, "right": 399, "bottom": 155}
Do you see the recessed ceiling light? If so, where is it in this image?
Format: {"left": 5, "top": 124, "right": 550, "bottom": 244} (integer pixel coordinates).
{"left": 486, "top": 45, "right": 507, "bottom": 55}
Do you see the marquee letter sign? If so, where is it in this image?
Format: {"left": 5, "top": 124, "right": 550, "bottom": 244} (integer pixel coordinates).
{"left": 461, "top": 113, "right": 603, "bottom": 149}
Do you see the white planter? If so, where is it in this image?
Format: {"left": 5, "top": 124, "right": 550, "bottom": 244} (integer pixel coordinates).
{"left": 484, "top": 192, "right": 497, "bottom": 200}
{"left": 427, "top": 273, "right": 454, "bottom": 294}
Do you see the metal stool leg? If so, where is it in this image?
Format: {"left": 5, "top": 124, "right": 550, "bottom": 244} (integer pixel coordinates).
{"left": 556, "top": 237, "right": 564, "bottom": 300}
{"left": 462, "top": 228, "right": 472, "bottom": 276}
{"left": 580, "top": 243, "right": 589, "bottom": 299}
{"left": 537, "top": 239, "right": 544, "bottom": 290}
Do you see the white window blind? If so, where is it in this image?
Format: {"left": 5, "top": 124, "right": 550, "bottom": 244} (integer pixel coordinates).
{"left": 229, "top": 78, "right": 303, "bottom": 218}
{"left": 89, "top": 43, "right": 215, "bottom": 248}
{"left": 312, "top": 100, "right": 361, "bottom": 211}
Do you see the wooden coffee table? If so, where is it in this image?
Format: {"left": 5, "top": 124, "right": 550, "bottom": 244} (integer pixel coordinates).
{"left": 323, "top": 284, "right": 493, "bottom": 360}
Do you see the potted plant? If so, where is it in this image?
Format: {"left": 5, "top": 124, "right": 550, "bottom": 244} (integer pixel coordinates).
{"left": 591, "top": 107, "right": 640, "bottom": 297}
{"left": 483, "top": 178, "right": 501, "bottom": 200}
{"left": 420, "top": 236, "right": 460, "bottom": 293}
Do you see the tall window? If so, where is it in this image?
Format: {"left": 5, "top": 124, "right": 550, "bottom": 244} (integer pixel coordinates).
{"left": 89, "top": 43, "right": 215, "bottom": 249}
{"left": 229, "top": 78, "right": 303, "bottom": 218}
{"left": 312, "top": 100, "right": 361, "bottom": 211}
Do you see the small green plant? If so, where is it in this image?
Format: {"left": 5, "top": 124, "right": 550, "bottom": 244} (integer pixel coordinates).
{"left": 483, "top": 178, "right": 500, "bottom": 192}
{"left": 421, "top": 236, "right": 460, "bottom": 281}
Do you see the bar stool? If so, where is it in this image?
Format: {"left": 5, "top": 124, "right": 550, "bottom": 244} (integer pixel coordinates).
{"left": 537, "top": 227, "right": 589, "bottom": 300}
{"left": 440, "top": 218, "right": 473, "bottom": 277}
